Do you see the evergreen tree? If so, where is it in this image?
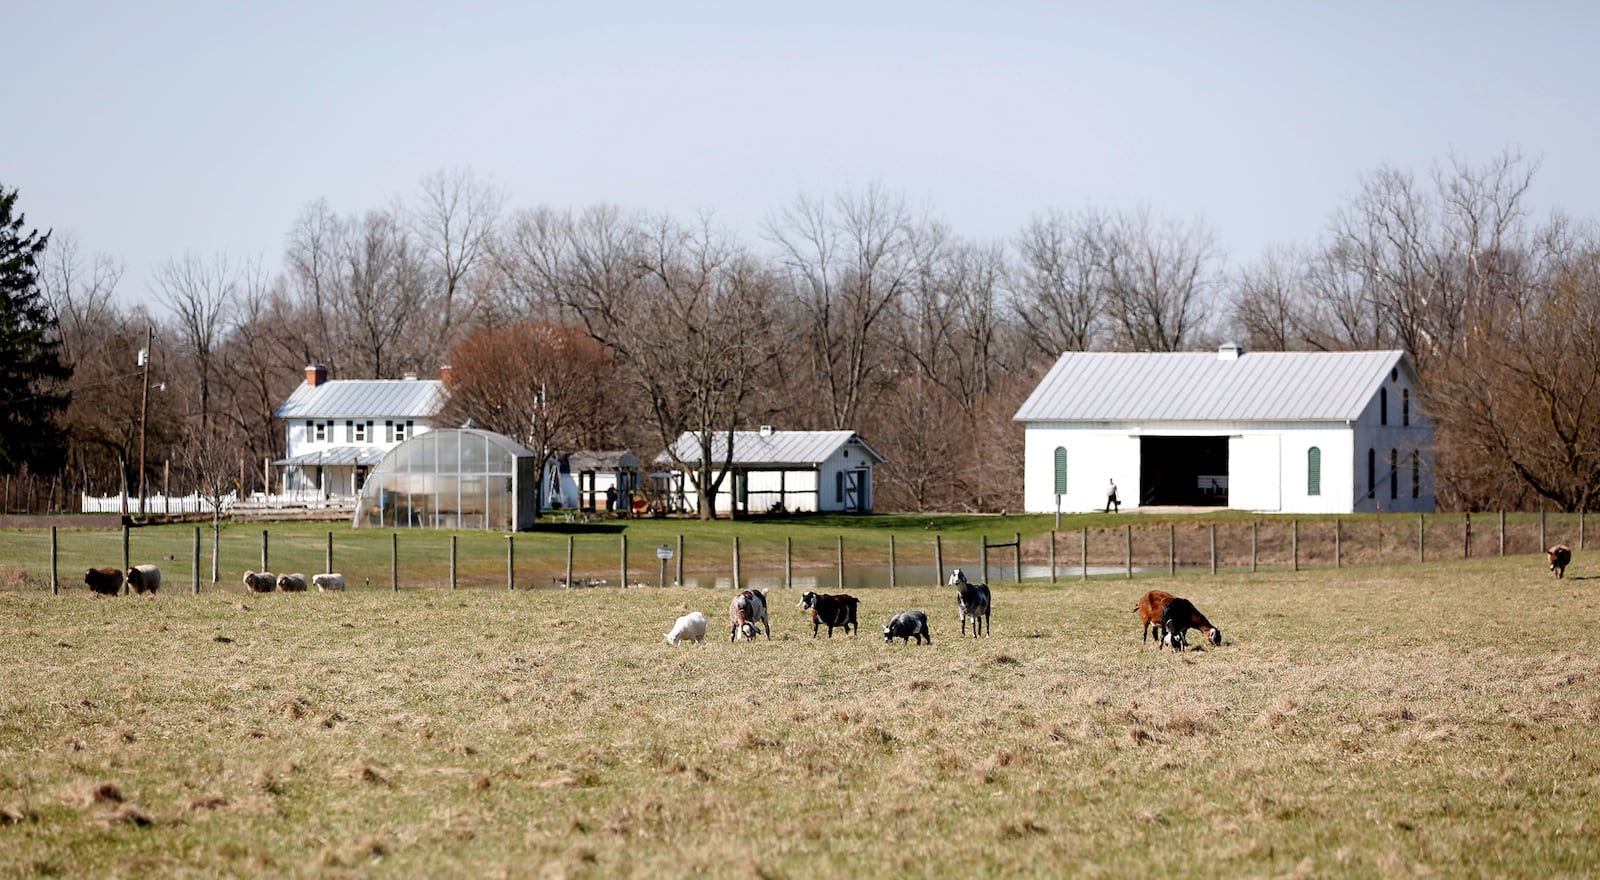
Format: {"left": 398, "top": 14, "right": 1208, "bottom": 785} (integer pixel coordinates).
{"left": 0, "top": 184, "right": 72, "bottom": 476}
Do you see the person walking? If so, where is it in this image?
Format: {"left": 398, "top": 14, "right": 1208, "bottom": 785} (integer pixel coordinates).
{"left": 1105, "top": 478, "right": 1120, "bottom": 513}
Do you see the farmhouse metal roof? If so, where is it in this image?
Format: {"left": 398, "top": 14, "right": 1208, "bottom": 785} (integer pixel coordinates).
{"left": 1012, "top": 349, "right": 1410, "bottom": 423}
{"left": 275, "top": 379, "right": 445, "bottom": 420}
{"left": 273, "top": 446, "right": 389, "bottom": 467}
{"left": 661, "top": 430, "right": 885, "bottom": 467}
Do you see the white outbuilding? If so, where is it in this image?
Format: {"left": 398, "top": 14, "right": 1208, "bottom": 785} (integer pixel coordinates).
{"left": 1013, "top": 346, "right": 1434, "bottom": 515}
{"left": 659, "top": 427, "right": 885, "bottom": 515}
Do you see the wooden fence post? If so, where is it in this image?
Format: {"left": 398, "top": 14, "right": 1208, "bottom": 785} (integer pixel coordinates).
{"left": 192, "top": 527, "right": 200, "bottom": 594}
{"left": 621, "top": 534, "right": 628, "bottom": 588}
{"left": 1168, "top": 524, "right": 1175, "bottom": 576}
{"left": 1125, "top": 525, "right": 1132, "bottom": 579}
{"left": 1251, "top": 523, "right": 1258, "bottom": 572}
{"left": 1291, "top": 520, "right": 1298, "bottom": 572}
{"left": 326, "top": 531, "right": 334, "bottom": 575}
{"left": 51, "top": 526, "right": 58, "bottom": 595}
{"left": 1081, "top": 527, "right": 1088, "bottom": 581}
{"left": 981, "top": 537, "right": 990, "bottom": 585}
{"left": 935, "top": 535, "right": 944, "bottom": 584}
{"left": 391, "top": 533, "right": 398, "bottom": 592}
{"left": 1418, "top": 514, "right": 1425, "bottom": 563}
{"left": 1049, "top": 530, "right": 1057, "bottom": 584}
{"left": 675, "top": 534, "right": 683, "bottom": 586}
{"left": 567, "top": 536, "right": 575, "bottom": 589}
{"left": 1014, "top": 533, "right": 1022, "bottom": 583}
{"left": 124, "top": 525, "right": 131, "bottom": 577}
{"left": 1335, "top": 519, "right": 1341, "bottom": 568}
{"left": 450, "top": 535, "right": 457, "bottom": 590}
{"left": 260, "top": 529, "right": 268, "bottom": 573}
{"left": 1500, "top": 511, "right": 1506, "bottom": 557}
{"left": 1210, "top": 524, "right": 1217, "bottom": 575}
{"left": 837, "top": 535, "right": 845, "bottom": 591}
{"left": 888, "top": 535, "right": 896, "bottom": 589}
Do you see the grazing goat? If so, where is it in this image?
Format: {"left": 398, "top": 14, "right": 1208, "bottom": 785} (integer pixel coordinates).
{"left": 729, "top": 589, "right": 771, "bottom": 641}
{"left": 664, "top": 611, "right": 709, "bottom": 645}
{"left": 1160, "top": 619, "right": 1188, "bottom": 652}
{"left": 948, "top": 568, "right": 992, "bottom": 637}
{"left": 275, "top": 573, "right": 308, "bottom": 592}
{"left": 1156, "top": 596, "right": 1221, "bottom": 649}
{"left": 126, "top": 565, "right": 161, "bottom": 595}
{"left": 311, "top": 573, "right": 346, "bottom": 592}
{"left": 798, "top": 591, "right": 859, "bottom": 638}
{"left": 1135, "top": 589, "right": 1222, "bottom": 647}
{"left": 84, "top": 567, "right": 123, "bottom": 596}
{"left": 242, "top": 571, "right": 277, "bottom": 593}
{"left": 883, "top": 610, "right": 932, "bottom": 644}
{"left": 1549, "top": 545, "right": 1572, "bottom": 579}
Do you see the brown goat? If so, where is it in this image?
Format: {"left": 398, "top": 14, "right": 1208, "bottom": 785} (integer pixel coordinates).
{"left": 1549, "top": 545, "right": 1572, "bottom": 579}
{"left": 1135, "top": 589, "right": 1222, "bottom": 647}
{"left": 84, "top": 567, "right": 124, "bottom": 596}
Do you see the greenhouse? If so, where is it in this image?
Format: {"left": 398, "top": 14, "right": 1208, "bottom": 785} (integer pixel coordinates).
{"left": 354, "top": 428, "right": 541, "bottom": 531}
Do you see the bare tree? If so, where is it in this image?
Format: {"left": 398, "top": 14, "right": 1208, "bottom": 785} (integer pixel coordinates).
{"left": 153, "top": 252, "right": 241, "bottom": 435}
{"left": 1228, "top": 245, "right": 1315, "bottom": 351}
{"left": 1011, "top": 208, "right": 1112, "bottom": 356}
{"left": 1103, "top": 208, "right": 1220, "bottom": 351}
{"left": 335, "top": 209, "right": 437, "bottom": 379}
{"left": 411, "top": 168, "right": 504, "bottom": 346}
{"left": 767, "top": 185, "right": 923, "bottom": 427}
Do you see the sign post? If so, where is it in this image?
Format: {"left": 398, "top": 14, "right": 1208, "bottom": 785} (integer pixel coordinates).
{"left": 656, "top": 544, "right": 675, "bottom": 587}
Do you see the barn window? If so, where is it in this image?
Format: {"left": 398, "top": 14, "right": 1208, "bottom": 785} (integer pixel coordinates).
{"left": 1380, "top": 388, "right": 1388, "bottom": 425}
{"left": 1390, "top": 449, "right": 1398, "bottom": 500}
{"left": 1053, "top": 447, "right": 1068, "bottom": 495}
{"left": 1367, "top": 449, "right": 1376, "bottom": 498}
{"left": 1307, "top": 447, "right": 1321, "bottom": 496}
{"left": 835, "top": 471, "right": 845, "bottom": 504}
{"left": 1412, "top": 451, "right": 1420, "bottom": 499}
{"left": 1403, "top": 389, "right": 1410, "bottom": 426}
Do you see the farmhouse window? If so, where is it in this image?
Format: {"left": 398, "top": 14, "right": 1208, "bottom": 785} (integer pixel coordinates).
{"left": 1307, "top": 447, "right": 1321, "bottom": 496}
{"left": 313, "top": 421, "right": 327, "bottom": 442}
{"left": 1390, "top": 450, "right": 1398, "bottom": 500}
{"left": 305, "top": 420, "right": 313, "bottom": 441}
{"left": 354, "top": 421, "right": 369, "bottom": 442}
{"left": 386, "top": 421, "right": 394, "bottom": 443}
{"left": 345, "top": 421, "right": 353, "bottom": 442}
{"left": 1053, "top": 447, "right": 1068, "bottom": 495}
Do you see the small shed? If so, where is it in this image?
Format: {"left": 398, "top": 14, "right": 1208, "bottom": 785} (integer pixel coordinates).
{"left": 659, "top": 427, "right": 885, "bottom": 515}
{"left": 354, "top": 428, "right": 540, "bottom": 531}
{"left": 546, "top": 451, "right": 644, "bottom": 513}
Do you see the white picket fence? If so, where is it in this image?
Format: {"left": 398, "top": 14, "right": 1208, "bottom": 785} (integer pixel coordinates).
{"left": 80, "top": 492, "right": 237, "bottom": 515}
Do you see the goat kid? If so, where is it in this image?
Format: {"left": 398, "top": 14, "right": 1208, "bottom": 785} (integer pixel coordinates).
{"left": 729, "top": 589, "right": 771, "bottom": 641}
{"left": 948, "top": 568, "right": 992, "bottom": 637}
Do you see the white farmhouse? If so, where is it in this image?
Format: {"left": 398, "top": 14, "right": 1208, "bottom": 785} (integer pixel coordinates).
{"left": 273, "top": 364, "right": 446, "bottom": 500}
{"left": 1013, "top": 346, "right": 1434, "bottom": 515}
{"left": 660, "top": 427, "right": 885, "bottom": 515}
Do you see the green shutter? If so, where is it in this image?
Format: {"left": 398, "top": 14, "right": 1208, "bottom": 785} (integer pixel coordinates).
{"left": 1053, "top": 447, "right": 1068, "bottom": 495}
{"left": 1307, "top": 447, "right": 1321, "bottom": 496}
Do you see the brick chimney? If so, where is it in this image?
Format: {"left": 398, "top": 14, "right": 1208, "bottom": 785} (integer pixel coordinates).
{"left": 439, "top": 364, "right": 453, "bottom": 384}
{"left": 305, "top": 364, "right": 329, "bottom": 387}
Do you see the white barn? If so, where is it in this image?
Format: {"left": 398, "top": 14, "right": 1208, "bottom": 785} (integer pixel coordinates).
{"left": 660, "top": 428, "right": 885, "bottom": 515}
{"left": 273, "top": 364, "right": 446, "bottom": 500}
{"left": 1014, "top": 346, "right": 1435, "bottom": 515}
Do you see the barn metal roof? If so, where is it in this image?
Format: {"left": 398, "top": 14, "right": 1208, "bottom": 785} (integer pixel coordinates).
{"left": 1012, "top": 349, "right": 1409, "bottom": 423}
{"left": 662, "top": 430, "right": 885, "bottom": 466}
{"left": 275, "top": 379, "right": 445, "bottom": 420}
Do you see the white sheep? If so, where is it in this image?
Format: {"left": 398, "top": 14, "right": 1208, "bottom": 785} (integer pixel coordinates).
{"left": 664, "top": 611, "right": 709, "bottom": 645}
{"left": 312, "top": 573, "right": 347, "bottom": 592}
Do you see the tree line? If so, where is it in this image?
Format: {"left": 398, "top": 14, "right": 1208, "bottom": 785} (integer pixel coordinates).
{"left": 4, "top": 150, "right": 1597, "bottom": 516}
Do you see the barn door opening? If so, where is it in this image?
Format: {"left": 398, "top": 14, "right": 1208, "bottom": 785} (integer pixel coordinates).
{"left": 842, "top": 470, "right": 864, "bottom": 512}
{"left": 1138, "top": 436, "right": 1229, "bottom": 506}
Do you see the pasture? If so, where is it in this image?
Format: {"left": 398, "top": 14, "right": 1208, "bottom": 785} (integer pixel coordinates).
{"left": 1, "top": 555, "right": 1597, "bottom": 877}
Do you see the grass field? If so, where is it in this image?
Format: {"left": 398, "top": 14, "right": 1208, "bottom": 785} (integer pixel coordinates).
{"left": 1, "top": 547, "right": 1598, "bottom": 878}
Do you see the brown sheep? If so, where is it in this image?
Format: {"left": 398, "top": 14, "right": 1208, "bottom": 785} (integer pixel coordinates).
{"left": 1549, "top": 545, "right": 1572, "bottom": 579}
{"left": 84, "top": 567, "right": 123, "bottom": 596}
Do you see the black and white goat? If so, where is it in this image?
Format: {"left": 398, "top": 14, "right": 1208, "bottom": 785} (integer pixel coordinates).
{"left": 948, "top": 568, "right": 991, "bottom": 637}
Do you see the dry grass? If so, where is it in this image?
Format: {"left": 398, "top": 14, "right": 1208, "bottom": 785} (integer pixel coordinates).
{"left": 1, "top": 556, "right": 1598, "bottom": 877}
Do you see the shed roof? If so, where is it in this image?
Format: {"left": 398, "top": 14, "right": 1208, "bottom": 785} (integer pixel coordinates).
{"left": 273, "top": 446, "right": 389, "bottom": 467}
{"left": 1013, "top": 350, "right": 1410, "bottom": 423}
{"left": 275, "top": 379, "right": 445, "bottom": 420}
{"left": 564, "top": 450, "right": 641, "bottom": 472}
{"left": 662, "top": 430, "right": 885, "bottom": 467}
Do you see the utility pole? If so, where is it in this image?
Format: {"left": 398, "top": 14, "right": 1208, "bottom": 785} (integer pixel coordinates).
{"left": 138, "top": 325, "right": 152, "bottom": 517}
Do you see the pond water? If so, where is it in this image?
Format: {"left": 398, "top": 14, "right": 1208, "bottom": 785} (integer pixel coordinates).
{"left": 586, "top": 563, "right": 1144, "bottom": 590}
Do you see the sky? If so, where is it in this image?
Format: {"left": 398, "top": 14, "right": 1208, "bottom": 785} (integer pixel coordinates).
{"left": 7, "top": 1, "right": 1599, "bottom": 310}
